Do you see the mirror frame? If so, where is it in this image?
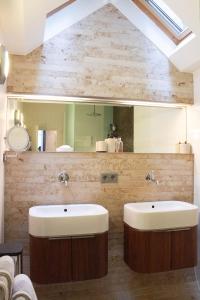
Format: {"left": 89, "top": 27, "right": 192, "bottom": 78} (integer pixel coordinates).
{"left": 7, "top": 94, "right": 189, "bottom": 109}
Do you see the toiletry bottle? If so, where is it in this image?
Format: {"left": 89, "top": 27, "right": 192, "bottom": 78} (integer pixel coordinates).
{"left": 106, "top": 138, "right": 116, "bottom": 152}
{"left": 179, "top": 141, "right": 191, "bottom": 154}
{"left": 118, "top": 138, "right": 123, "bottom": 152}
{"left": 176, "top": 141, "right": 181, "bottom": 153}
{"left": 115, "top": 139, "right": 120, "bottom": 152}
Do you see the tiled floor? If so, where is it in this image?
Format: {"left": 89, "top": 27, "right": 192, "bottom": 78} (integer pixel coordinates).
{"left": 23, "top": 228, "right": 200, "bottom": 300}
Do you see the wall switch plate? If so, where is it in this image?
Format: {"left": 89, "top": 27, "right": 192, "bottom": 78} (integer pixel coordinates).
{"left": 101, "top": 173, "right": 118, "bottom": 184}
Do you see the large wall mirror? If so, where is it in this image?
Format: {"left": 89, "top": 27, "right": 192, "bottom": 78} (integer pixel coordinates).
{"left": 6, "top": 98, "right": 187, "bottom": 153}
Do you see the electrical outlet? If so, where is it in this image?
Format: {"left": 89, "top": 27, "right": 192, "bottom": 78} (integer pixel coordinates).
{"left": 101, "top": 173, "right": 118, "bottom": 184}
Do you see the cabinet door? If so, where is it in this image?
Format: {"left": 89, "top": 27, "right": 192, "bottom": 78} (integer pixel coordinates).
{"left": 46, "top": 237, "right": 72, "bottom": 283}
{"left": 171, "top": 226, "right": 197, "bottom": 270}
{"left": 72, "top": 232, "right": 108, "bottom": 281}
{"left": 147, "top": 231, "right": 171, "bottom": 273}
{"left": 124, "top": 224, "right": 171, "bottom": 273}
{"left": 30, "top": 236, "right": 72, "bottom": 284}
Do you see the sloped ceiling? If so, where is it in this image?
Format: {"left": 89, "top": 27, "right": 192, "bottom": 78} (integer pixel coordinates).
{"left": 0, "top": 0, "right": 108, "bottom": 55}
{"left": 0, "top": 0, "right": 200, "bottom": 72}
{"left": 7, "top": 4, "right": 193, "bottom": 104}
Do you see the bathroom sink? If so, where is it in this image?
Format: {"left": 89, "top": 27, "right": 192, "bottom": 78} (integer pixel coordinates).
{"left": 124, "top": 201, "right": 198, "bottom": 231}
{"left": 29, "top": 204, "right": 109, "bottom": 237}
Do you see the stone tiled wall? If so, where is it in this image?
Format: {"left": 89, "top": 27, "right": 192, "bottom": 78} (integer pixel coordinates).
{"left": 4, "top": 152, "right": 194, "bottom": 253}
{"left": 7, "top": 4, "right": 193, "bottom": 104}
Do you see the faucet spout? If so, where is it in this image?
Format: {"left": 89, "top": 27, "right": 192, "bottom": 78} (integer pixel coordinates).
{"left": 58, "top": 171, "right": 69, "bottom": 186}
{"left": 145, "top": 170, "right": 159, "bottom": 184}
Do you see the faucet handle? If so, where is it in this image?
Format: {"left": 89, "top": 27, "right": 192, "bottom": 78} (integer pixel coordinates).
{"left": 58, "top": 171, "right": 69, "bottom": 185}
{"left": 145, "top": 173, "right": 151, "bottom": 181}
{"left": 145, "top": 170, "right": 159, "bottom": 184}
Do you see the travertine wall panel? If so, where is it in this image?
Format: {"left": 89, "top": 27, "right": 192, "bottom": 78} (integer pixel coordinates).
{"left": 7, "top": 4, "right": 193, "bottom": 104}
{"left": 4, "top": 152, "right": 193, "bottom": 253}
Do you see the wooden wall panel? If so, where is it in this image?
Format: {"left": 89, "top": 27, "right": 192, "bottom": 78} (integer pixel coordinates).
{"left": 7, "top": 4, "right": 193, "bottom": 104}
{"left": 4, "top": 152, "right": 194, "bottom": 254}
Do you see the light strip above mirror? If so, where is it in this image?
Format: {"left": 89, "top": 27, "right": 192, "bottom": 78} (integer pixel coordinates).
{"left": 7, "top": 93, "right": 190, "bottom": 109}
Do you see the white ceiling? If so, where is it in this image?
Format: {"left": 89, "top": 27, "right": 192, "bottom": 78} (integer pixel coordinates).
{"left": 0, "top": 0, "right": 200, "bottom": 72}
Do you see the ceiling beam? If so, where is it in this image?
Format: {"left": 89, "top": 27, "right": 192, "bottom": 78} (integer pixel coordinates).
{"left": 47, "top": 0, "right": 77, "bottom": 17}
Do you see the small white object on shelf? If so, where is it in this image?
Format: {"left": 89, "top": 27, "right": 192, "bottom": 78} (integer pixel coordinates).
{"left": 96, "top": 141, "right": 107, "bottom": 152}
{"left": 179, "top": 142, "right": 191, "bottom": 154}
{"left": 56, "top": 145, "right": 73, "bottom": 152}
{"left": 105, "top": 138, "right": 116, "bottom": 153}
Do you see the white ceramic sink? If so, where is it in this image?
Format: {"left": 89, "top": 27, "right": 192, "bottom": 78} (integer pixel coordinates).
{"left": 124, "top": 201, "right": 199, "bottom": 231}
{"left": 29, "top": 204, "right": 109, "bottom": 237}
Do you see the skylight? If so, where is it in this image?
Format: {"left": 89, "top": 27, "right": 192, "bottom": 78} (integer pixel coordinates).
{"left": 144, "top": 0, "right": 190, "bottom": 37}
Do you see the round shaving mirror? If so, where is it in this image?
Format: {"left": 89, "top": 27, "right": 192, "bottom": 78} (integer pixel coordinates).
{"left": 6, "top": 126, "right": 30, "bottom": 152}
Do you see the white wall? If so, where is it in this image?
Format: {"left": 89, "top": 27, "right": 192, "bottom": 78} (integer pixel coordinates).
{"left": 134, "top": 106, "right": 186, "bottom": 153}
{"left": 0, "top": 0, "right": 108, "bottom": 54}
{"left": 163, "top": 0, "right": 200, "bottom": 72}
{"left": 111, "top": 0, "right": 175, "bottom": 57}
{"left": 164, "top": 0, "right": 200, "bottom": 34}
{"left": 44, "top": 0, "right": 108, "bottom": 41}
{"left": 187, "top": 69, "right": 200, "bottom": 206}
{"left": 0, "top": 82, "right": 6, "bottom": 242}
{"left": 0, "top": 0, "right": 46, "bottom": 54}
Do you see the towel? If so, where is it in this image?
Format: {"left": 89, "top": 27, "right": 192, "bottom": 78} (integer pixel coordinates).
{"left": 0, "top": 276, "right": 9, "bottom": 300}
{"left": 56, "top": 145, "right": 73, "bottom": 152}
{"left": 0, "top": 256, "right": 15, "bottom": 300}
{"left": 12, "top": 274, "right": 37, "bottom": 300}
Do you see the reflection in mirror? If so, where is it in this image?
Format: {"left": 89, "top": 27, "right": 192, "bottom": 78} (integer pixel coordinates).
{"left": 37, "top": 130, "right": 58, "bottom": 152}
{"left": 6, "top": 126, "right": 30, "bottom": 152}
{"left": 6, "top": 98, "right": 187, "bottom": 153}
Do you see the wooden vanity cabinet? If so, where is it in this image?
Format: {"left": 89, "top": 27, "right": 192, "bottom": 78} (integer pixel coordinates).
{"left": 30, "top": 232, "right": 108, "bottom": 284}
{"left": 30, "top": 236, "right": 72, "bottom": 284}
{"left": 124, "top": 223, "right": 197, "bottom": 273}
{"left": 72, "top": 234, "right": 108, "bottom": 281}
{"left": 171, "top": 227, "right": 197, "bottom": 269}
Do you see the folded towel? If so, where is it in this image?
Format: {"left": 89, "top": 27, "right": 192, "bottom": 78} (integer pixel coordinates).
{"left": 0, "top": 256, "right": 15, "bottom": 300}
{"left": 12, "top": 274, "right": 37, "bottom": 300}
{"left": 0, "top": 276, "right": 9, "bottom": 300}
{"left": 56, "top": 145, "right": 74, "bottom": 152}
{"left": 0, "top": 256, "right": 15, "bottom": 279}
{"left": 12, "top": 290, "right": 32, "bottom": 300}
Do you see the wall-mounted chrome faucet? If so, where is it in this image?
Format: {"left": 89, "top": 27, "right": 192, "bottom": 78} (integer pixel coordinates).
{"left": 58, "top": 171, "right": 69, "bottom": 186}
{"left": 145, "top": 170, "right": 159, "bottom": 185}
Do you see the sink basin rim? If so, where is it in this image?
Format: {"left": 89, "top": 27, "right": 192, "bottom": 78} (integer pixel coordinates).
{"left": 29, "top": 204, "right": 109, "bottom": 237}
{"left": 29, "top": 204, "right": 108, "bottom": 218}
{"left": 124, "top": 201, "right": 198, "bottom": 212}
{"left": 124, "top": 201, "right": 199, "bottom": 231}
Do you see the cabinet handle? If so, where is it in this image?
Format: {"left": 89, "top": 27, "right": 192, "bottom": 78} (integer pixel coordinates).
{"left": 72, "top": 235, "right": 95, "bottom": 239}
{"left": 48, "top": 235, "right": 96, "bottom": 240}
{"left": 167, "top": 227, "right": 191, "bottom": 232}
{"left": 153, "top": 227, "right": 191, "bottom": 233}
{"left": 48, "top": 236, "right": 71, "bottom": 240}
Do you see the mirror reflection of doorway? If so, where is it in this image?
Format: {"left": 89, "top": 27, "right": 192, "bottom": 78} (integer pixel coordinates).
{"left": 37, "top": 130, "right": 57, "bottom": 152}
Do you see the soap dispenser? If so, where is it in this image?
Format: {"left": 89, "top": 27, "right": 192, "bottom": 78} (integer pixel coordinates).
{"left": 116, "top": 137, "right": 123, "bottom": 152}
